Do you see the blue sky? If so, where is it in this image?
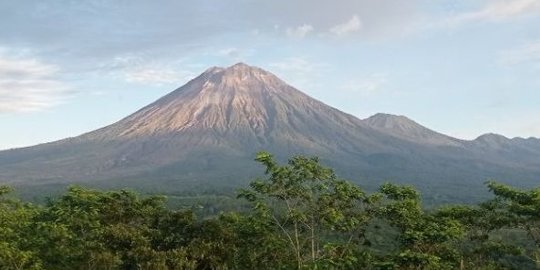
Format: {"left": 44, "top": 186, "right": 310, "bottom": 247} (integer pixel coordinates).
{"left": 1, "top": 0, "right": 540, "bottom": 149}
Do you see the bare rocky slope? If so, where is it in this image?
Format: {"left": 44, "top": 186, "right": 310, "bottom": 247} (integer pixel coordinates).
{"left": 1, "top": 63, "right": 539, "bottom": 203}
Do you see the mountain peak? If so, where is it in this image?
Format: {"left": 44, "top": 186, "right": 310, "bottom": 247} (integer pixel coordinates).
{"left": 475, "top": 133, "right": 509, "bottom": 140}
{"left": 364, "top": 113, "right": 461, "bottom": 146}
{"left": 204, "top": 62, "right": 263, "bottom": 73}
{"left": 226, "top": 62, "right": 271, "bottom": 76}
{"left": 473, "top": 133, "right": 510, "bottom": 147}
{"left": 365, "top": 113, "right": 412, "bottom": 126}
{"left": 199, "top": 63, "right": 275, "bottom": 87}
{"left": 230, "top": 62, "right": 251, "bottom": 68}
{"left": 87, "top": 63, "right": 356, "bottom": 140}
{"left": 364, "top": 113, "right": 427, "bottom": 133}
{"left": 203, "top": 66, "right": 225, "bottom": 74}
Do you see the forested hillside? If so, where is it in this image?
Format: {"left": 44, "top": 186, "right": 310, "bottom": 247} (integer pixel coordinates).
{"left": 1, "top": 152, "right": 539, "bottom": 269}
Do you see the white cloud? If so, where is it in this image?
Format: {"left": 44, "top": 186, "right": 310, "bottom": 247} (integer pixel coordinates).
{"left": 106, "top": 55, "right": 196, "bottom": 85}
{"left": 124, "top": 68, "right": 195, "bottom": 85}
{"left": 269, "top": 57, "right": 325, "bottom": 74}
{"left": 499, "top": 41, "right": 540, "bottom": 66}
{"left": 268, "top": 57, "right": 328, "bottom": 90}
{"left": 215, "top": 47, "right": 255, "bottom": 61}
{"left": 341, "top": 74, "right": 387, "bottom": 96}
{"left": 286, "top": 24, "right": 314, "bottom": 39}
{"left": 329, "top": 15, "right": 363, "bottom": 37}
{"left": 447, "top": 0, "right": 540, "bottom": 26}
{"left": 0, "top": 51, "right": 71, "bottom": 113}
{"left": 218, "top": 47, "right": 241, "bottom": 58}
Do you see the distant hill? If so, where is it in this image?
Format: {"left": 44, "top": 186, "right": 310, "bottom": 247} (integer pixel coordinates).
{"left": 1, "top": 63, "right": 539, "bottom": 204}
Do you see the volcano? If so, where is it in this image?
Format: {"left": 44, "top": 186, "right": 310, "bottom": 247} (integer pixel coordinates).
{"left": 1, "top": 63, "right": 539, "bottom": 203}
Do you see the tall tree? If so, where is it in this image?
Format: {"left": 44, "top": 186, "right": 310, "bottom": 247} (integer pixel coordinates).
{"left": 238, "top": 152, "right": 378, "bottom": 268}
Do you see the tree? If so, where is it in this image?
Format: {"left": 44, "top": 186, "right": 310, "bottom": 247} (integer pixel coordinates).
{"left": 0, "top": 186, "right": 42, "bottom": 270}
{"left": 376, "top": 183, "right": 464, "bottom": 269}
{"left": 2, "top": 155, "right": 540, "bottom": 269}
{"left": 238, "top": 151, "right": 378, "bottom": 269}
{"left": 485, "top": 182, "right": 540, "bottom": 268}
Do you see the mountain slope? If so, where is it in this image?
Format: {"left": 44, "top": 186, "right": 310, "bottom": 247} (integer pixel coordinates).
{"left": 363, "top": 113, "right": 463, "bottom": 146}
{"left": 83, "top": 63, "right": 384, "bottom": 153}
{"left": 0, "top": 63, "right": 388, "bottom": 188}
{"left": 0, "top": 63, "right": 539, "bottom": 204}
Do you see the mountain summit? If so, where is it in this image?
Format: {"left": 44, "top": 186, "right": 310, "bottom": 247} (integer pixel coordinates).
{"left": 363, "top": 113, "right": 461, "bottom": 146}
{"left": 89, "top": 62, "right": 284, "bottom": 137}
{"left": 85, "top": 63, "right": 376, "bottom": 154}
{"left": 1, "top": 63, "right": 539, "bottom": 203}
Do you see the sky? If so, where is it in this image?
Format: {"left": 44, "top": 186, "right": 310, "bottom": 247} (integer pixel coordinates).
{"left": 1, "top": 0, "right": 540, "bottom": 150}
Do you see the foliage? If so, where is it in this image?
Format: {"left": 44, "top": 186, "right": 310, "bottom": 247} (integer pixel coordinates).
{"left": 238, "top": 152, "right": 378, "bottom": 268}
{"left": 376, "top": 183, "right": 464, "bottom": 269}
{"left": 0, "top": 153, "right": 539, "bottom": 269}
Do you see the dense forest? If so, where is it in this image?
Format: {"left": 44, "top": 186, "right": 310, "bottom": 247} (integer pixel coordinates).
{"left": 1, "top": 152, "right": 539, "bottom": 269}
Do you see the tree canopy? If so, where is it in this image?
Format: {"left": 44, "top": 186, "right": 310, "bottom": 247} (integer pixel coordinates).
{"left": 0, "top": 152, "right": 539, "bottom": 269}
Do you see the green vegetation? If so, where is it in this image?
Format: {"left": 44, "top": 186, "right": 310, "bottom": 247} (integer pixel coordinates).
{"left": 1, "top": 152, "right": 539, "bottom": 269}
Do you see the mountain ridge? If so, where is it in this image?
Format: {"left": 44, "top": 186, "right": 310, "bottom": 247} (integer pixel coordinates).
{"left": 1, "top": 63, "right": 539, "bottom": 204}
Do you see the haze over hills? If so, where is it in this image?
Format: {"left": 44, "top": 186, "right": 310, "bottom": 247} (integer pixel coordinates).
{"left": 1, "top": 63, "right": 539, "bottom": 203}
